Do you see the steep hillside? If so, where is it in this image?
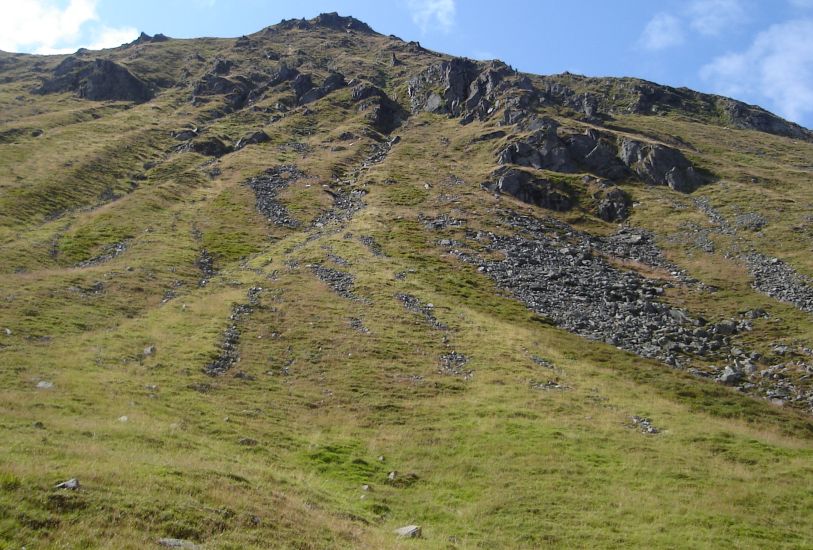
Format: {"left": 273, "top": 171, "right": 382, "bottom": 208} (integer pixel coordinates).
{"left": 1, "top": 13, "right": 813, "bottom": 549}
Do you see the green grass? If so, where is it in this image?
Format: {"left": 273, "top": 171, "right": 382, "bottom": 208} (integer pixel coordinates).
{"left": 1, "top": 17, "right": 813, "bottom": 550}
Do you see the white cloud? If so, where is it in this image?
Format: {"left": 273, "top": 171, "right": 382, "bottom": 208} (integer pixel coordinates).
{"left": 688, "top": 0, "right": 747, "bottom": 36}
{"left": 700, "top": 18, "right": 813, "bottom": 124}
{"left": 0, "top": 0, "right": 137, "bottom": 54}
{"left": 789, "top": 0, "right": 813, "bottom": 7}
{"left": 639, "top": 13, "right": 685, "bottom": 50}
{"left": 406, "top": 0, "right": 456, "bottom": 33}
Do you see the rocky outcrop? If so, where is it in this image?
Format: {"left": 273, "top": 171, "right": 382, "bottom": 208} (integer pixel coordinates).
{"left": 408, "top": 58, "right": 512, "bottom": 122}
{"left": 296, "top": 72, "right": 346, "bottom": 104}
{"left": 235, "top": 130, "right": 270, "bottom": 150}
{"left": 277, "top": 13, "right": 376, "bottom": 33}
{"left": 36, "top": 57, "right": 153, "bottom": 102}
{"left": 498, "top": 123, "right": 628, "bottom": 179}
{"left": 497, "top": 118, "right": 577, "bottom": 172}
{"left": 351, "top": 83, "right": 406, "bottom": 133}
{"left": 596, "top": 186, "right": 632, "bottom": 222}
{"left": 211, "top": 58, "right": 233, "bottom": 75}
{"left": 483, "top": 168, "right": 573, "bottom": 211}
{"left": 497, "top": 124, "right": 704, "bottom": 193}
{"left": 189, "top": 136, "right": 231, "bottom": 157}
{"left": 193, "top": 71, "right": 262, "bottom": 110}
{"left": 131, "top": 32, "right": 170, "bottom": 45}
{"left": 312, "top": 12, "right": 375, "bottom": 33}
{"left": 718, "top": 98, "right": 813, "bottom": 141}
{"left": 618, "top": 139, "right": 702, "bottom": 192}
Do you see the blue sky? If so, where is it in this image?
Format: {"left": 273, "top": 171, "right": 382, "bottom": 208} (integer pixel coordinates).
{"left": 2, "top": 0, "right": 813, "bottom": 129}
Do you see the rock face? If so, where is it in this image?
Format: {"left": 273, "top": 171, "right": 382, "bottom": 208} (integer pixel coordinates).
{"left": 277, "top": 12, "right": 376, "bottom": 33}
{"left": 497, "top": 125, "right": 704, "bottom": 195}
{"left": 297, "top": 72, "right": 346, "bottom": 104}
{"left": 408, "top": 58, "right": 512, "bottom": 122}
{"left": 484, "top": 168, "right": 573, "bottom": 211}
{"left": 618, "top": 139, "right": 702, "bottom": 192}
{"left": 351, "top": 83, "right": 406, "bottom": 133}
{"left": 497, "top": 124, "right": 629, "bottom": 179}
{"left": 718, "top": 98, "right": 812, "bottom": 141}
{"left": 132, "top": 32, "right": 170, "bottom": 45}
{"left": 36, "top": 57, "right": 153, "bottom": 102}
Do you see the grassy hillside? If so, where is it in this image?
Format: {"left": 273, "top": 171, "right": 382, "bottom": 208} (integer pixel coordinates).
{"left": 1, "top": 13, "right": 812, "bottom": 549}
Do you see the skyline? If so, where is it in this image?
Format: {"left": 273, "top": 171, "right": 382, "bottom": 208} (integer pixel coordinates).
{"left": 1, "top": 0, "right": 812, "bottom": 129}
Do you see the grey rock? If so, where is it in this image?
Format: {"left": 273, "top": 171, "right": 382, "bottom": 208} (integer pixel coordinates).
{"left": 36, "top": 57, "right": 153, "bottom": 103}
{"left": 718, "top": 366, "right": 742, "bottom": 385}
{"left": 157, "top": 539, "right": 200, "bottom": 549}
{"left": 715, "top": 320, "right": 738, "bottom": 336}
{"left": 484, "top": 168, "right": 573, "bottom": 211}
{"left": 597, "top": 187, "right": 632, "bottom": 222}
{"left": 189, "top": 136, "right": 232, "bottom": 157}
{"left": 244, "top": 165, "right": 303, "bottom": 228}
{"left": 394, "top": 525, "right": 422, "bottom": 538}
{"left": 745, "top": 253, "right": 813, "bottom": 313}
{"left": 235, "top": 130, "right": 270, "bottom": 150}
{"left": 55, "top": 478, "right": 80, "bottom": 490}
{"left": 619, "top": 139, "right": 702, "bottom": 193}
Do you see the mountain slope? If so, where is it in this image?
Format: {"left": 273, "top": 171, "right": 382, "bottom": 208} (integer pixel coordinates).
{"left": 1, "top": 13, "right": 813, "bottom": 549}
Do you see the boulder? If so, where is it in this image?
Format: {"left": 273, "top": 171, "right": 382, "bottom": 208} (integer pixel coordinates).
{"left": 36, "top": 57, "right": 153, "bottom": 103}
{"left": 157, "top": 539, "right": 200, "bottom": 549}
{"left": 715, "top": 320, "right": 738, "bottom": 336}
{"left": 619, "top": 139, "right": 702, "bottom": 192}
{"left": 485, "top": 168, "right": 573, "bottom": 211}
{"left": 296, "top": 72, "right": 346, "bottom": 104}
{"left": 211, "top": 58, "right": 233, "bottom": 75}
{"left": 394, "top": 525, "right": 422, "bottom": 538}
{"left": 55, "top": 478, "right": 80, "bottom": 490}
{"left": 597, "top": 187, "right": 632, "bottom": 222}
{"left": 235, "top": 130, "right": 270, "bottom": 150}
{"left": 717, "top": 366, "right": 742, "bottom": 386}
{"left": 190, "top": 136, "right": 231, "bottom": 157}
{"left": 351, "top": 83, "right": 406, "bottom": 133}
{"left": 408, "top": 57, "right": 485, "bottom": 116}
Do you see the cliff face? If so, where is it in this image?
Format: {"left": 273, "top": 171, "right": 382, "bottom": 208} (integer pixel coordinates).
{"left": 1, "top": 12, "right": 813, "bottom": 549}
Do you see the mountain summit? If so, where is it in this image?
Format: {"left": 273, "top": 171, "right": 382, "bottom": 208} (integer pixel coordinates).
{"left": 1, "top": 13, "right": 813, "bottom": 548}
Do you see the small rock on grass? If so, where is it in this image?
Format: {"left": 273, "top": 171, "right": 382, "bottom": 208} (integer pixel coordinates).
{"left": 394, "top": 525, "right": 422, "bottom": 538}
{"left": 158, "top": 539, "right": 200, "bottom": 549}
{"left": 36, "top": 381, "right": 54, "bottom": 389}
{"left": 55, "top": 478, "right": 80, "bottom": 490}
